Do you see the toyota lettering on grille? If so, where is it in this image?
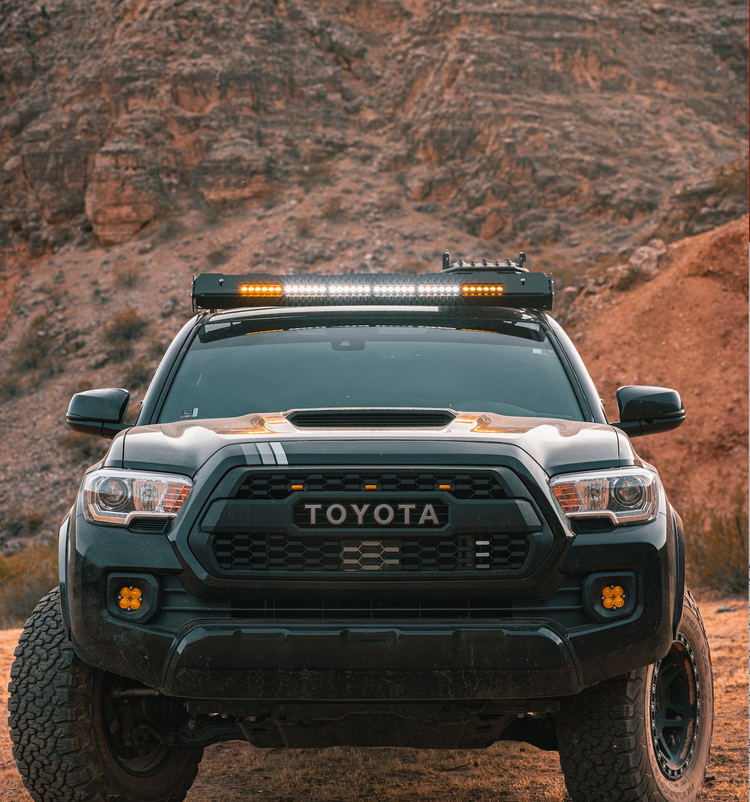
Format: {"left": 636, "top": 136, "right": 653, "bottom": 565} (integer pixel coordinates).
{"left": 295, "top": 501, "right": 448, "bottom": 528}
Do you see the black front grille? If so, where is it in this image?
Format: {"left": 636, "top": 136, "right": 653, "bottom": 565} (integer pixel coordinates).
{"left": 212, "top": 531, "right": 530, "bottom": 573}
{"left": 287, "top": 409, "right": 456, "bottom": 428}
{"left": 233, "top": 472, "right": 508, "bottom": 501}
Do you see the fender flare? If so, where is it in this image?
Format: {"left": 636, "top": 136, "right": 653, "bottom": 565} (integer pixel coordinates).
{"left": 58, "top": 507, "right": 73, "bottom": 637}
{"left": 671, "top": 507, "right": 686, "bottom": 638}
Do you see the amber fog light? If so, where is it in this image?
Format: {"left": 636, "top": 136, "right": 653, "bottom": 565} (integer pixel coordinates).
{"left": 117, "top": 586, "right": 143, "bottom": 611}
{"left": 583, "top": 572, "right": 637, "bottom": 623}
{"left": 601, "top": 584, "right": 626, "bottom": 609}
{"left": 106, "top": 574, "right": 160, "bottom": 623}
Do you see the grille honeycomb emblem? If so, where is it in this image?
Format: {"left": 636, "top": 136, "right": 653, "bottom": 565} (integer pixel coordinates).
{"left": 341, "top": 540, "right": 400, "bottom": 571}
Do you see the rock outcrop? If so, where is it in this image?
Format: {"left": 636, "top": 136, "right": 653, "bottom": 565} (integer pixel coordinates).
{"left": 85, "top": 141, "right": 163, "bottom": 244}
{"left": 193, "top": 139, "right": 270, "bottom": 204}
{"left": 0, "top": 0, "right": 746, "bottom": 261}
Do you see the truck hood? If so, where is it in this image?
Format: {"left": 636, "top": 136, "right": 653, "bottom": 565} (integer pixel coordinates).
{"left": 110, "top": 411, "right": 630, "bottom": 478}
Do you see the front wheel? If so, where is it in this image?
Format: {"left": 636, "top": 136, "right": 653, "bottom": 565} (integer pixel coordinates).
{"left": 557, "top": 591, "right": 713, "bottom": 802}
{"left": 8, "top": 588, "right": 203, "bottom": 802}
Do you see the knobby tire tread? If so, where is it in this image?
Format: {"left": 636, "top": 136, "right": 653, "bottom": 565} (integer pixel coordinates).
{"left": 557, "top": 592, "right": 710, "bottom": 802}
{"left": 7, "top": 588, "right": 200, "bottom": 802}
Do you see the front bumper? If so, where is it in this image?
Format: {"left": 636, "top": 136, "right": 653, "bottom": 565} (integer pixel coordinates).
{"left": 164, "top": 619, "right": 580, "bottom": 698}
{"left": 66, "top": 511, "right": 676, "bottom": 700}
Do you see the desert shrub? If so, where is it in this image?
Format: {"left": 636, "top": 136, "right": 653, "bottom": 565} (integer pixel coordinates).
{"left": 397, "top": 255, "right": 429, "bottom": 274}
{"left": 105, "top": 308, "right": 147, "bottom": 344}
{"left": 0, "top": 541, "right": 58, "bottom": 627}
{"left": 207, "top": 248, "right": 230, "bottom": 267}
{"left": 4, "top": 508, "right": 46, "bottom": 538}
{"left": 154, "top": 217, "right": 186, "bottom": 244}
{"left": 322, "top": 196, "right": 346, "bottom": 221}
{"left": 10, "top": 314, "right": 56, "bottom": 376}
{"left": 252, "top": 182, "right": 283, "bottom": 209}
{"left": 684, "top": 483, "right": 747, "bottom": 595}
{"left": 113, "top": 260, "right": 141, "bottom": 288}
{"left": 58, "top": 431, "right": 107, "bottom": 464}
{"left": 294, "top": 217, "right": 314, "bottom": 238}
{"left": 123, "top": 357, "right": 153, "bottom": 389}
{"left": 0, "top": 373, "right": 22, "bottom": 400}
{"left": 298, "top": 161, "right": 334, "bottom": 191}
{"left": 715, "top": 156, "right": 748, "bottom": 197}
{"left": 148, "top": 337, "right": 169, "bottom": 360}
{"left": 378, "top": 197, "right": 402, "bottom": 215}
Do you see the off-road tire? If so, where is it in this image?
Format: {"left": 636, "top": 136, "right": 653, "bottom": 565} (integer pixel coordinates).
{"left": 557, "top": 591, "right": 713, "bottom": 802}
{"left": 8, "top": 587, "right": 203, "bottom": 802}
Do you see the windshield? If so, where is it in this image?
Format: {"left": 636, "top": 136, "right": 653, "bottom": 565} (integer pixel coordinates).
{"left": 157, "top": 313, "right": 583, "bottom": 423}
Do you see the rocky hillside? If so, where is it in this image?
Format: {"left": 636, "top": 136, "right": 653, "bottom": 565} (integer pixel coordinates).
{"left": 562, "top": 214, "right": 749, "bottom": 515}
{"left": 0, "top": 0, "right": 747, "bottom": 550}
{"left": 0, "top": 0, "right": 747, "bottom": 268}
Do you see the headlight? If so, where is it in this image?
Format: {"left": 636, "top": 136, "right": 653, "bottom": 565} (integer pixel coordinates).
{"left": 83, "top": 470, "right": 192, "bottom": 526}
{"left": 549, "top": 468, "right": 658, "bottom": 525}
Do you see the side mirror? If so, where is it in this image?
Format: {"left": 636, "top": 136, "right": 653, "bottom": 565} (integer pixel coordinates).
{"left": 66, "top": 388, "right": 131, "bottom": 439}
{"left": 613, "top": 385, "right": 685, "bottom": 437}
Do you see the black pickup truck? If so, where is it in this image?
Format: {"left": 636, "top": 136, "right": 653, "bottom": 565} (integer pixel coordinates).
{"left": 9, "top": 255, "right": 713, "bottom": 802}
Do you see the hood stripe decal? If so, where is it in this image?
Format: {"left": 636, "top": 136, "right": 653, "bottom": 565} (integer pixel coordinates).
{"left": 270, "top": 442, "right": 289, "bottom": 465}
{"left": 256, "top": 443, "right": 276, "bottom": 465}
{"left": 239, "top": 444, "right": 262, "bottom": 464}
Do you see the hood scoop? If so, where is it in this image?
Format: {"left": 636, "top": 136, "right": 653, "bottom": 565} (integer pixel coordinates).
{"left": 285, "top": 409, "right": 457, "bottom": 428}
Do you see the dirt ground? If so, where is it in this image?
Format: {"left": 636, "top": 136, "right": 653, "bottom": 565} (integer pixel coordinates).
{"left": 0, "top": 594, "right": 746, "bottom": 802}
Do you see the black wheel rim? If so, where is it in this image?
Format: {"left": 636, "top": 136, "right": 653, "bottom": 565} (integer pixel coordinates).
{"left": 649, "top": 632, "right": 701, "bottom": 780}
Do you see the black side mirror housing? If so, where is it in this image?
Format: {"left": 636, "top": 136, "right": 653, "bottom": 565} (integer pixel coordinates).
{"left": 612, "top": 385, "right": 685, "bottom": 437}
{"left": 66, "top": 388, "right": 131, "bottom": 439}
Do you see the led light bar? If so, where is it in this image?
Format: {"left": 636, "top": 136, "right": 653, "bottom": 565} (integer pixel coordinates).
{"left": 192, "top": 271, "right": 553, "bottom": 311}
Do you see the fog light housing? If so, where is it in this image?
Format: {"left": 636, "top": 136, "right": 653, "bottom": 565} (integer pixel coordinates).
{"left": 106, "top": 574, "right": 160, "bottom": 623}
{"left": 583, "top": 572, "right": 637, "bottom": 623}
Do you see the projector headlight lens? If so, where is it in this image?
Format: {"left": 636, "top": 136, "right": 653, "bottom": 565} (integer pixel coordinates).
{"left": 550, "top": 468, "right": 658, "bottom": 525}
{"left": 83, "top": 470, "right": 192, "bottom": 526}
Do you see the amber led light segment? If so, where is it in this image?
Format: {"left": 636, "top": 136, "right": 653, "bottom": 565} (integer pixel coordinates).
{"left": 461, "top": 284, "right": 504, "bottom": 297}
{"left": 117, "top": 586, "right": 143, "bottom": 611}
{"left": 239, "top": 284, "right": 283, "bottom": 297}
{"left": 601, "top": 584, "right": 626, "bottom": 610}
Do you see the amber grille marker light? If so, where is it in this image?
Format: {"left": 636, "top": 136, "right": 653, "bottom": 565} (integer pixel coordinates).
{"left": 365, "top": 484, "right": 378, "bottom": 490}
{"left": 118, "top": 586, "right": 143, "bottom": 611}
{"left": 291, "top": 484, "right": 304, "bottom": 491}
{"left": 438, "top": 484, "right": 452, "bottom": 491}
{"left": 601, "top": 584, "right": 625, "bottom": 609}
